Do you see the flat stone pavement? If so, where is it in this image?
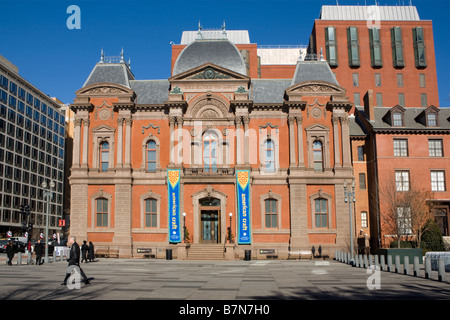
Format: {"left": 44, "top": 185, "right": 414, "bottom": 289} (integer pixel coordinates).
{"left": 0, "top": 256, "right": 448, "bottom": 301}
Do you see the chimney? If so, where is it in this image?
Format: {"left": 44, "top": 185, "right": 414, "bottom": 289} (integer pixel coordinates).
{"left": 363, "top": 89, "right": 375, "bottom": 121}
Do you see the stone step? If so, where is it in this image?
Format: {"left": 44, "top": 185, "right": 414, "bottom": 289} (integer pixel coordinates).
{"left": 187, "top": 244, "right": 226, "bottom": 260}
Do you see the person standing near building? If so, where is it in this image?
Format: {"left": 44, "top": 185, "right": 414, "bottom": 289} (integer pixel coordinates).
{"left": 35, "top": 239, "right": 44, "bottom": 265}
{"left": 81, "top": 240, "right": 88, "bottom": 263}
{"left": 6, "top": 241, "right": 14, "bottom": 265}
{"left": 61, "top": 236, "right": 90, "bottom": 286}
{"left": 88, "top": 241, "right": 95, "bottom": 262}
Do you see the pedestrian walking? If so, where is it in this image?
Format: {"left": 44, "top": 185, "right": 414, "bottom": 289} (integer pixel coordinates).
{"left": 61, "top": 236, "right": 90, "bottom": 286}
{"left": 6, "top": 241, "right": 14, "bottom": 266}
{"left": 81, "top": 240, "right": 88, "bottom": 263}
{"left": 35, "top": 239, "right": 44, "bottom": 265}
{"left": 88, "top": 241, "right": 95, "bottom": 262}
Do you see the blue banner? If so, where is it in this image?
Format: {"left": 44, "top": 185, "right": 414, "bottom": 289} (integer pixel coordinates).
{"left": 236, "top": 170, "right": 251, "bottom": 244}
{"left": 167, "top": 169, "right": 181, "bottom": 243}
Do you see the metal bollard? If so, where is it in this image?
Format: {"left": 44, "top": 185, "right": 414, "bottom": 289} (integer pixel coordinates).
{"left": 387, "top": 255, "right": 393, "bottom": 272}
{"left": 369, "top": 254, "right": 373, "bottom": 267}
{"left": 404, "top": 256, "right": 409, "bottom": 275}
{"left": 17, "top": 252, "right": 22, "bottom": 265}
{"left": 425, "top": 256, "right": 432, "bottom": 279}
{"left": 413, "top": 256, "right": 420, "bottom": 277}
{"left": 363, "top": 255, "right": 368, "bottom": 268}
{"left": 53, "top": 250, "right": 56, "bottom": 263}
{"left": 353, "top": 255, "right": 358, "bottom": 267}
{"left": 438, "top": 258, "right": 446, "bottom": 282}
{"left": 395, "top": 255, "right": 401, "bottom": 273}
{"left": 374, "top": 255, "right": 379, "bottom": 269}
{"left": 358, "top": 255, "right": 362, "bottom": 268}
{"left": 347, "top": 252, "right": 351, "bottom": 265}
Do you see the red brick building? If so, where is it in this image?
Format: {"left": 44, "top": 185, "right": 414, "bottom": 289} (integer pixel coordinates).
{"left": 68, "top": 5, "right": 447, "bottom": 258}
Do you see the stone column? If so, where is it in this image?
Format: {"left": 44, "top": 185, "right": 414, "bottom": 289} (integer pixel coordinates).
{"left": 116, "top": 118, "right": 124, "bottom": 168}
{"left": 288, "top": 116, "right": 296, "bottom": 166}
{"left": 332, "top": 116, "right": 341, "bottom": 168}
{"left": 81, "top": 118, "right": 89, "bottom": 168}
{"left": 169, "top": 116, "right": 176, "bottom": 165}
{"left": 341, "top": 116, "right": 351, "bottom": 168}
{"left": 72, "top": 118, "right": 82, "bottom": 168}
{"left": 124, "top": 117, "right": 132, "bottom": 167}
{"left": 113, "top": 184, "right": 133, "bottom": 257}
{"left": 243, "top": 115, "right": 250, "bottom": 165}
{"left": 235, "top": 116, "right": 243, "bottom": 165}
{"left": 296, "top": 116, "right": 304, "bottom": 168}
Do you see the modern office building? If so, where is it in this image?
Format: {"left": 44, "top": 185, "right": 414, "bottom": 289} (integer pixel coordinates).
{"left": 0, "top": 54, "right": 66, "bottom": 239}
{"left": 68, "top": 4, "right": 447, "bottom": 258}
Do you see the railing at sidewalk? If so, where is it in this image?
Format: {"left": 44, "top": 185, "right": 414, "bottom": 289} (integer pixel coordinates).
{"left": 334, "top": 251, "right": 448, "bottom": 283}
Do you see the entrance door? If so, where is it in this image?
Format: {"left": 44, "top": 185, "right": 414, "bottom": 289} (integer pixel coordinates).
{"left": 201, "top": 210, "right": 219, "bottom": 243}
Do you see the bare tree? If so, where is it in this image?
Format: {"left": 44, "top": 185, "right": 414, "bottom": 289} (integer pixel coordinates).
{"left": 379, "top": 173, "right": 434, "bottom": 248}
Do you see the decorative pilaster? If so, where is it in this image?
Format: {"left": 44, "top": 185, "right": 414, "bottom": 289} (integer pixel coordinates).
{"left": 242, "top": 115, "right": 250, "bottom": 165}
{"left": 340, "top": 116, "right": 351, "bottom": 168}
{"left": 176, "top": 116, "right": 183, "bottom": 166}
{"left": 288, "top": 116, "right": 296, "bottom": 166}
{"left": 169, "top": 116, "right": 176, "bottom": 165}
{"left": 72, "top": 118, "right": 82, "bottom": 168}
{"left": 235, "top": 116, "right": 243, "bottom": 165}
{"left": 332, "top": 116, "right": 341, "bottom": 168}
{"left": 116, "top": 117, "right": 124, "bottom": 168}
{"left": 81, "top": 118, "right": 89, "bottom": 168}
{"left": 296, "top": 116, "right": 304, "bottom": 168}
{"left": 124, "top": 117, "right": 132, "bottom": 167}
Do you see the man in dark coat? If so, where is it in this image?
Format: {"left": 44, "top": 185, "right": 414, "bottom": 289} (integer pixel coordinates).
{"left": 6, "top": 241, "right": 14, "bottom": 265}
{"left": 35, "top": 239, "right": 44, "bottom": 265}
{"left": 88, "top": 242, "right": 95, "bottom": 262}
{"left": 61, "top": 236, "right": 90, "bottom": 286}
{"left": 81, "top": 240, "right": 88, "bottom": 263}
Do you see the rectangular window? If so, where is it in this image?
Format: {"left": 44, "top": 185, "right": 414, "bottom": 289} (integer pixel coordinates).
{"left": 359, "top": 173, "right": 366, "bottom": 190}
{"left": 347, "top": 26, "right": 360, "bottom": 67}
{"left": 325, "top": 26, "right": 338, "bottom": 67}
{"left": 413, "top": 27, "right": 427, "bottom": 68}
{"left": 419, "top": 74, "right": 426, "bottom": 88}
{"left": 361, "top": 212, "right": 368, "bottom": 228}
{"left": 376, "top": 93, "right": 383, "bottom": 107}
{"left": 429, "top": 139, "right": 443, "bottom": 157}
{"left": 353, "top": 92, "right": 360, "bottom": 106}
{"left": 357, "top": 146, "right": 364, "bottom": 161}
{"left": 395, "top": 170, "right": 410, "bottom": 191}
{"left": 421, "top": 93, "right": 428, "bottom": 107}
{"left": 96, "top": 198, "right": 108, "bottom": 227}
{"left": 397, "top": 74, "right": 404, "bottom": 88}
{"left": 375, "top": 73, "right": 382, "bottom": 87}
{"left": 314, "top": 198, "right": 328, "bottom": 228}
{"left": 145, "top": 198, "right": 157, "bottom": 228}
{"left": 264, "top": 198, "right": 278, "bottom": 228}
{"left": 431, "top": 171, "right": 446, "bottom": 192}
{"left": 369, "top": 28, "right": 383, "bottom": 67}
{"left": 398, "top": 93, "right": 405, "bottom": 107}
{"left": 393, "top": 139, "right": 408, "bottom": 157}
{"left": 352, "top": 73, "right": 359, "bottom": 87}
{"left": 393, "top": 113, "right": 403, "bottom": 126}
{"left": 391, "top": 27, "right": 405, "bottom": 68}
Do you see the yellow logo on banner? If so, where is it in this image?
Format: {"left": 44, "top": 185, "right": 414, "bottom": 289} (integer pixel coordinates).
{"left": 168, "top": 170, "right": 180, "bottom": 188}
{"left": 237, "top": 171, "right": 249, "bottom": 189}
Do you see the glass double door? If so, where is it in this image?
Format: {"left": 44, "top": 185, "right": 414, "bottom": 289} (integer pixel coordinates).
{"left": 201, "top": 210, "right": 220, "bottom": 243}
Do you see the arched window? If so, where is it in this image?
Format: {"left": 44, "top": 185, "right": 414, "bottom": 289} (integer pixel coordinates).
{"left": 264, "top": 198, "right": 278, "bottom": 228}
{"left": 100, "top": 141, "right": 109, "bottom": 172}
{"left": 144, "top": 198, "right": 157, "bottom": 228}
{"left": 264, "top": 139, "right": 275, "bottom": 172}
{"left": 314, "top": 198, "right": 328, "bottom": 228}
{"left": 313, "top": 140, "right": 323, "bottom": 172}
{"left": 203, "top": 132, "right": 218, "bottom": 173}
{"left": 146, "top": 140, "right": 157, "bottom": 172}
{"left": 96, "top": 197, "right": 108, "bottom": 227}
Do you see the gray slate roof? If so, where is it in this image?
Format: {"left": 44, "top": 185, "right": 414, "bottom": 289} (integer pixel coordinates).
{"left": 357, "top": 106, "right": 450, "bottom": 131}
{"left": 83, "top": 63, "right": 135, "bottom": 88}
{"left": 292, "top": 61, "right": 339, "bottom": 86}
{"left": 251, "top": 79, "right": 291, "bottom": 104}
{"left": 173, "top": 39, "right": 247, "bottom": 76}
{"left": 349, "top": 115, "right": 367, "bottom": 137}
{"left": 129, "top": 80, "right": 169, "bottom": 105}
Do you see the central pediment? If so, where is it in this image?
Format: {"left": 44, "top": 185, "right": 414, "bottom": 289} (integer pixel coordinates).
{"left": 169, "top": 63, "right": 250, "bottom": 82}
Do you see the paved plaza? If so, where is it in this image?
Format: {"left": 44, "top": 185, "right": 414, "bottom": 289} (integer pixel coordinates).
{"left": 0, "top": 254, "right": 448, "bottom": 301}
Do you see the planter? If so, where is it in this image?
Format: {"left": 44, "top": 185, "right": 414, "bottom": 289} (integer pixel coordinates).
{"left": 377, "top": 248, "right": 423, "bottom": 264}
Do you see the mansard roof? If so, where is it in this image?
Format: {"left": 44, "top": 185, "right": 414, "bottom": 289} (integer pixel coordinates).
{"left": 83, "top": 63, "right": 135, "bottom": 88}
{"left": 291, "top": 60, "right": 339, "bottom": 86}
{"left": 172, "top": 39, "right": 247, "bottom": 76}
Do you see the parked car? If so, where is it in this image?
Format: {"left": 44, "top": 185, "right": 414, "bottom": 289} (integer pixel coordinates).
{"left": 0, "top": 239, "right": 26, "bottom": 253}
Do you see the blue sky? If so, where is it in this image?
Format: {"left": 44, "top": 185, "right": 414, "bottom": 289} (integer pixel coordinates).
{"left": 0, "top": 0, "right": 448, "bottom": 106}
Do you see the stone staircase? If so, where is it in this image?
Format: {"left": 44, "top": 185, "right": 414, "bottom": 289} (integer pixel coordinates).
{"left": 186, "top": 244, "right": 226, "bottom": 260}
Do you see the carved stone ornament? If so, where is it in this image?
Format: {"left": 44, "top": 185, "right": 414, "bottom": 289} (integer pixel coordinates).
{"left": 83, "top": 86, "right": 128, "bottom": 95}
{"left": 311, "top": 107, "right": 322, "bottom": 119}
{"left": 187, "top": 67, "right": 232, "bottom": 80}
{"left": 295, "top": 84, "right": 339, "bottom": 93}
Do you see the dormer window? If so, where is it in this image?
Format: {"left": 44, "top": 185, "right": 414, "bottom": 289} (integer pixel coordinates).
{"left": 427, "top": 113, "right": 437, "bottom": 127}
{"left": 393, "top": 112, "right": 403, "bottom": 126}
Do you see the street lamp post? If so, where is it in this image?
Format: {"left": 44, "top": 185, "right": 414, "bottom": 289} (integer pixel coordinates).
{"left": 228, "top": 212, "right": 232, "bottom": 242}
{"left": 41, "top": 180, "right": 55, "bottom": 263}
{"left": 182, "top": 212, "right": 186, "bottom": 242}
{"left": 344, "top": 180, "right": 356, "bottom": 266}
